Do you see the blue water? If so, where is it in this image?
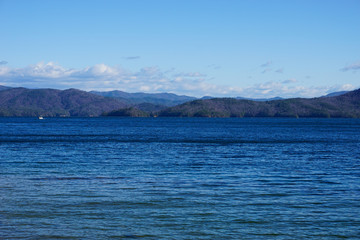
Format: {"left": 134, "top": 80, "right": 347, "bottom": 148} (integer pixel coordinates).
{"left": 1, "top": 117, "right": 360, "bottom": 239}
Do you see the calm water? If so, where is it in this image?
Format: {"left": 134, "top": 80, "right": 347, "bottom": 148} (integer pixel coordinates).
{"left": 0, "top": 117, "right": 360, "bottom": 239}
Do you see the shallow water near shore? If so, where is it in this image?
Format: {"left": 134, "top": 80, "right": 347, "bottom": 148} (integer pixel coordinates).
{"left": 1, "top": 117, "right": 360, "bottom": 239}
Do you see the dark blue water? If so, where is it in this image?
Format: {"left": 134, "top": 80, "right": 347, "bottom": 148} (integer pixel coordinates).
{"left": 1, "top": 117, "right": 360, "bottom": 239}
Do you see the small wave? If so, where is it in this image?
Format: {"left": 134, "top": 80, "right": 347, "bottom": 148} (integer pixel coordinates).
{"left": 0, "top": 138, "right": 339, "bottom": 144}
{"left": 29, "top": 176, "right": 128, "bottom": 181}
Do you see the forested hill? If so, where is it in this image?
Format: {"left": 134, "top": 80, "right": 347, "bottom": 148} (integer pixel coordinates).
{"left": 0, "top": 88, "right": 127, "bottom": 117}
{"left": 158, "top": 89, "right": 360, "bottom": 118}
{"left": 0, "top": 86, "right": 359, "bottom": 118}
{"left": 0, "top": 85, "right": 11, "bottom": 91}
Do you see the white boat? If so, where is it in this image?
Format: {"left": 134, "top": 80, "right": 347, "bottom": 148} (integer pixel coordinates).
{"left": 38, "top": 116, "right": 44, "bottom": 120}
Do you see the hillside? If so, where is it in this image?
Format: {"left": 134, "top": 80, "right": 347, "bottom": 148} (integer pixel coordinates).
{"left": 323, "top": 91, "right": 349, "bottom": 97}
{"left": 0, "top": 88, "right": 127, "bottom": 117}
{"left": 102, "top": 107, "right": 150, "bottom": 117}
{"left": 0, "top": 86, "right": 358, "bottom": 118}
{"left": 0, "top": 85, "right": 11, "bottom": 91}
{"left": 158, "top": 89, "right": 360, "bottom": 118}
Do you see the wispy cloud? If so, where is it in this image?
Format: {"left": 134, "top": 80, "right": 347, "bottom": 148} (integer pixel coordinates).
{"left": 0, "top": 62, "right": 356, "bottom": 98}
{"left": 275, "top": 68, "right": 283, "bottom": 74}
{"left": 341, "top": 62, "right": 360, "bottom": 72}
{"left": 207, "top": 64, "right": 221, "bottom": 70}
{"left": 173, "top": 72, "right": 207, "bottom": 77}
{"left": 281, "top": 78, "right": 297, "bottom": 84}
{"left": 260, "top": 61, "right": 272, "bottom": 68}
{"left": 125, "top": 56, "right": 141, "bottom": 60}
{"left": 0, "top": 60, "right": 8, "bottom": 65}
{"left": 260, "top": 61, "right": 273, "bottom": 74}
{"left": 241, "top": 82, "right": 355, "bottom": 99}
{"left": 261, "top": 68, "right": 272, "bottom": 74}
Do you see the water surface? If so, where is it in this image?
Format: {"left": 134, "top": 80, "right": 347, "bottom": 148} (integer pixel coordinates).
{"left": 0, "top": 118, "right": 359, "bottom": 239}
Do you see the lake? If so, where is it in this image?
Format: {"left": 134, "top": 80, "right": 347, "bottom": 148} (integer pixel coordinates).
{"left": 0, "top": 117, "right": 359, "bottom": 239}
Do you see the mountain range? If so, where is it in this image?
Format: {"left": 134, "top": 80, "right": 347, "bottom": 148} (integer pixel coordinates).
{"left": 90, "top": 90, "right": 196, "bottom": 107}
{"left": 0, "top": 87, "right": 126, "bottom": 117}
{"left": 0, "top": 85, "right": 359, "bottom": 118}
{"left": 158, "top": 89, "right": 360, "bottom": 118}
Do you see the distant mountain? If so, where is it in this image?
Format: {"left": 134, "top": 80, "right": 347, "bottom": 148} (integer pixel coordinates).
{"left": 90, "top": 90, "right": 196, "bottom": 107}
{"left": 200, "top": 96, "right": 214, "bottom": 100}
{"left": 0, "top": 88, "right": 127, "bottom": 117}
{"left": 1, "top": 86, "right": 359, "bottom": 118}
{"left": 235, "top": 96, "right": 284, "bottom": 101}
{"left": 0, "top": 85, "right": 11, "bottom": 91}
{"left": 158, "top": 88, "right": 360, "bottom": 118}
{"left": 323, "top": 91, "right": 349, "bottom": 97}
{"left": 201, "top": 96, "right": 284, "bottom": 101}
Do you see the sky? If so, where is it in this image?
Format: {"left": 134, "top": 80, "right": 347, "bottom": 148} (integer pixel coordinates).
{"left": 0, "top": 0, "right": 359, "bottom": 98}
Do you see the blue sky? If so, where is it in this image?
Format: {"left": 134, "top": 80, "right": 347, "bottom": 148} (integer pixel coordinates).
{"left": 0, "top": 0, "right": 359, "bottom": 98}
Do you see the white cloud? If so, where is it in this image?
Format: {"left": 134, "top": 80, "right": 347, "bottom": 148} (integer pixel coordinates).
{"left": 241, "top": 82, "right": 355, "bottom": 99}
{"left": 0, "top": 62, "right": 357, "bottom": 98}
{"left": 0, "top": 65, "right": 9, "bottom": 75}
{"left": 0, "top": 62, "right": 213, "bottom": 95}
{"left": 17, "top": 62, "right": 71, "bottom": 78}
{"left": 326, "top": 84, "right": 354, "bottom": 93}
{"left": 173, "top": 72, "right": 207, "bottom": 77}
